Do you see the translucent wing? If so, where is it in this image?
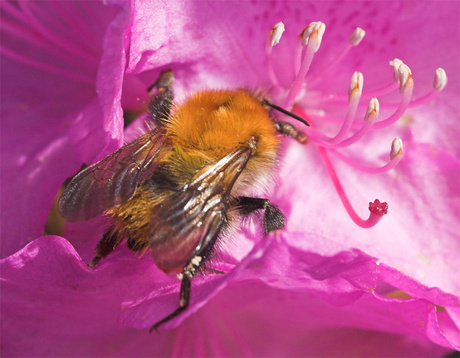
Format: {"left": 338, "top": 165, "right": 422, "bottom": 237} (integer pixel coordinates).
{"left": 148, "top": 143, "right": 255, "bottom": 272}
{"left": 59, "top": 127, "right": 171, "bottom": 221}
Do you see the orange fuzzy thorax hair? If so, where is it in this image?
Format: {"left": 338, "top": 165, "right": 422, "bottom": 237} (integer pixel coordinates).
{"left": 168, "top": 89, "right": 279, "bottom": 162}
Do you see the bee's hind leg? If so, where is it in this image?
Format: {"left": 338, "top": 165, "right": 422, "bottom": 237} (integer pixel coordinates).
{"left": 89, "top": 226, "right": 123, "bottom": 268}
{"left": 149, "top": 272, "right": 191, "bottom": 333}
{"left": 233, "top": 196, "right": 286, "bottom": 235}
{"left": 150, "top": 254, "right": 209, "bottom": 332}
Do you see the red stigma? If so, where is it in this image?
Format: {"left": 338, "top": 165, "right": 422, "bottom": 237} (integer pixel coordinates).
{"left": 369, "top": 199, "right": 388, "bottom": 216}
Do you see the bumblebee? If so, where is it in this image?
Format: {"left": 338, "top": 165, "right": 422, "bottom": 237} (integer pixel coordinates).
{"left": 58, "top": 71, "right": 307, "bottom": 331}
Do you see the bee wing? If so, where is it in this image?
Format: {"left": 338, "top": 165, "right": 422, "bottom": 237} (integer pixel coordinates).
{"left": 59, "top": 128, "right": 171, "bottom": 221}
{"left": 149, "top": 143, "right": 255, "bottom": 272}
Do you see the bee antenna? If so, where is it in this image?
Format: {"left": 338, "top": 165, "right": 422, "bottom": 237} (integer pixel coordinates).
{"left": 263, "top": 100, "right": 310, "bottom": 127}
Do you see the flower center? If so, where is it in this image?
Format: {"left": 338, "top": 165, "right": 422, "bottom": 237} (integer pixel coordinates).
{"left": 266, "top": 21, "right": 447, "bottom": 228}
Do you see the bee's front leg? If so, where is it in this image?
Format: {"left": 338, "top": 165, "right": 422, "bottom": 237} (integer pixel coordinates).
{"left": 233, "top": 197, "right": 285, "bottom": 234}
{"left": 274, "top": 121, "right": 308, "bottom": 144}
{"left": 149, "top": 272, "right": 191, "bottom": 333}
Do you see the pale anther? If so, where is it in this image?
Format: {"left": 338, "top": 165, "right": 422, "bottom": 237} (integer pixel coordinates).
{"left": 434, "top": 67, "right": 447, "bottom": 91}
{"left": 270, "top": 22, "right": 285, "bottom": 47}
{"left": 389, "top": 58, "right": 404, "bottom": 83}
{"left": 364, "top": 97, "right": 380, "bottom": 121}
{"left": 390, "top": 138, "right": 403, "bottom": 160}
{"left": 397, "top": 63, "right": 413, "bottom": 92}
{"left": 300, "top": 21, "right": 326, "bottom": 52}
{"left": 348, "top": 71, "right": 363, "bottom": 101}
{"left": 349, "top": 27, "right": 366, "bottom": 46}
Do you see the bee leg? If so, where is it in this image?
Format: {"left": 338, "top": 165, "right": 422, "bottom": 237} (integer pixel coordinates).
{"left": 203, "top": 267, "right": 225, "bottom": 275}
{"left": 147, "top": 70, "right": 174, "bottom": 126}
{"left": 89, "top": 226, "right": 123, "bottom": 268}
{"left": 127, "top": 237, "right": 148, "bottom": 252}
{"left": 149, "top": 274, "right": 191, "bottom": 333}
{"left": 234, "top": 197, "right": 285, "bottom": 234}
{"left": 274, "top": 121, "right": 308, "bottom": 144}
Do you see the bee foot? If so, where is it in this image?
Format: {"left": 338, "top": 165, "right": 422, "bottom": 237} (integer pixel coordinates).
{"left": 88, "top": 256, "right": 101, "bottom": 268}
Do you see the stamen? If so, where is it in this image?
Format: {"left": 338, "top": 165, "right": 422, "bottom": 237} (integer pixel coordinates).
{"left": 397, "top": 63, "right": 413, "bottom": 93}
{"left": 408, "top": 67, "right": 447, "bottom": 107}
{"left": 300, "top": 21, "right": 326, "bottom": 50}
{"left": 389, "top": 59, "right": 405, "bottom": 82}
{"left": 293, "top": 98, "right": 376, "bottom": 148}
{"left": 434, "top": 68, "right": 448, "bottom": 91}
{"left": 318, "top": 146, "right": 388, "bottom": 228}
{"left": 294, "top": 34, "right": 303, "bottom": 76}
{"left": 390, "top": 137, "right": 403, "bottom": 160}
{"left": 284, "top": 22, "right": 326, "bottom": 108}
{"left": 269, "top": 22, "right": 285, "bottom": 46}
{"left": 307, "top": 72, "right": 363, "bottom": 145}
{"left": 362, "top": 59, "right": 406, "bottom": 100}
{"left": 308, "top": 27, "right": 366, "bottom": 88}
{"left": 348, "top": 71, "right": 364, "bottom": 101}
{"left": 330, "top": 71, "right": 363, "bottom": 143}
{"left": 364, "top": 97, "right": 380, "bottom": 121}
{"left": 265, "top": 22, "right": 285, "bottom": 92}
{"left": 334, "top": 97, "right": 379, "bottom": 147}
{"left": 373, "top": 63, "right": 413, "bottom": 129}
{"left": 330, "top": 137, "right": 403, "bottom": 174}
{"left": 349, "top": 27, "right": 366, "bottom": 46}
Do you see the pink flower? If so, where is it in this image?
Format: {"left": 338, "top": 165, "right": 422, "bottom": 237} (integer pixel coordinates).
{"left": 1, "top": 1, "right": 459, "bottom": 357}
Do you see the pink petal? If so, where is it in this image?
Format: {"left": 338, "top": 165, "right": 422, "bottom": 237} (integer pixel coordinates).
{"left": 1, "top": 235, "right": 457, "bottom": 356}
{"left": 0, "top": 0, "right": 130, "bottom": 258}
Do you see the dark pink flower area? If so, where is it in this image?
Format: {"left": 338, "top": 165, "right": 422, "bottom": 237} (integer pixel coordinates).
{"left": 1, "top": 1, "right": 459, "bottom": 357}
{"left": 1, "top": 0, "right": 131, "bottom": 256}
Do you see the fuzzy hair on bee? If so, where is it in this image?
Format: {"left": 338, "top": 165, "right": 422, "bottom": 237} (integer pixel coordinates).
{"left": 58, "top": 70, "right": 308, "bottom": 331}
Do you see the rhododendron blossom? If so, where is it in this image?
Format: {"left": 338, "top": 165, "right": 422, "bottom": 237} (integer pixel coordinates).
{"left": 1, "top": 1, "right": 459, "bottom": 357}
